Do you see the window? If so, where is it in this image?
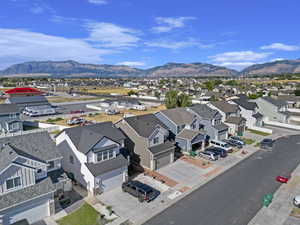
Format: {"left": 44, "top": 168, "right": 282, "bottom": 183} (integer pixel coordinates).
{"left": 153, "top": 137, "right": 159, "bottom": 144}
{"left": 6, "top": 177, "right": 21, "bottom": 190}
{"left": 9, "top": 114, "right": 16, "bottom": 119}
{"left": 47, "top": 161, "right": 55, "bottom": 170}
{"left": 97, "top": 150, "right": 116, "bottom": 162}
{"left": 69, "top": 155, "right": 74, "bottom": 164}
{"left": 102, "top": 151, "right": 108, "bottom": 161}
{"left": 9, "top": 122, "right": 19, "bottom": 131}
{"left": 108, "top": 150, "right": 114, "bottom": 158}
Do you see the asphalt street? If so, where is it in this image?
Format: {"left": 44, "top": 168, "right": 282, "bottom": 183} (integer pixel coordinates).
{"left": 143, "top": 135, "right": 300, "bottom": 225}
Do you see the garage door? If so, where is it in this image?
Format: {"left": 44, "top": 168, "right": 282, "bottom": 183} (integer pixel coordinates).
{"left": 218, "top": 131, "right": 227, "bottom": 141}
{"left": 155, "top": 153, "right": 171, "bottom": 170}
{"left": 101, "top": 172, "right": 125, "bottom": 192}
{"left": 7, "top": 198, "right": 49, "bottom": 224}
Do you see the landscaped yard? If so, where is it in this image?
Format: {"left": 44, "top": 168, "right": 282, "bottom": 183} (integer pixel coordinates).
{"left": 241, "top": 137, "right": 255, "bottom": 145}
{"left": 247, "top": 129, "right": 270, "bottom": 136}
{"left": 57, "top": 203, "right": 106, "bottom": 225}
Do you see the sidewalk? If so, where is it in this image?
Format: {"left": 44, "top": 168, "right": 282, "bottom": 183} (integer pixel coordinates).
{"left": 248, "top": 164, "right": 300, "bottom": 225}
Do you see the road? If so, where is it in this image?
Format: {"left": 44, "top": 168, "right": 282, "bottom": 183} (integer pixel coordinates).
{"left": 143, "top": 135, "right": 300, "bottom": 225}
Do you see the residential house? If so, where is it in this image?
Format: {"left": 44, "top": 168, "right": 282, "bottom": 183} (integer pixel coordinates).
{"left": 188, "top": 104, "right": 229, "bottom": 141}
{"left": 0, "top": 132, "right": 67, "bottom": 225}
{"left": 115, "top": 114, "right": 175, "bottom": 170}
{"left": 254, "top": 97, "right": 290, "bottom": 123}
{"left": 0, "top": 104, "right": 23, "bottom": 134}
{"left": 56, "top": 122, "right": 128, "bottom": 195}
{"left": 208, "top": 101, "right": 246, "bottom": 136}
{"left": 155, "top": 108, "right": 207, "bottom": 152}
{"left": 5, "top": 96, "right": 50, "bottom": 110}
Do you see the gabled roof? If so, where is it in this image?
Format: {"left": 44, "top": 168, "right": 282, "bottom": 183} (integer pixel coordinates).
{"left": 177, "top": 129, "right": 204, "bottom": 141}
{"left": 160, "top": 108, "right": 196, "bottom": 126}
{"left": 148, "top": 141, "right": 175, "bottom": 155}
{"left": 62, "top": 122, "right": 125, "bottom": 155}
{"left": 261, "top": 97, "right": 287, "bottom": 108}
{"left": 231, "top": 98, "right": 257, "bottom": 110}
{"left": 4, "top": 87, "right": 43, "bottom": 95}
{"left": 124, "top": 114, "right": 168, "bottom": 138}
{"left": 0, "top": 104, "right": 20, "bottom": 115}
{"left": 0, "top": 132, "right": 61, "bottom": 172}
{"left": 6, "top": 96, "right": 49, "bottom": 104}
{"left": 210, "top": 101, "right": 240, "bottom": 113}
{"left": 189, "top": 104, "right": 220, "bottom": 120}
{"left": 225, "top": 116, "right": 246, "bottom": 125}
{"left": 213, "top": 122, "right": 229, "bottom": 131}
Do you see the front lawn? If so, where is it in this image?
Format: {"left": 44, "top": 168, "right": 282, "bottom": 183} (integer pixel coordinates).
{"left": 241, "top": 138, "right": 255, "bottom": 145}
{"left": 247, "top": 129, "right": 270, "bottom": 136}
{"left": 57, "top": 203, "right": 105, "bottom": 225}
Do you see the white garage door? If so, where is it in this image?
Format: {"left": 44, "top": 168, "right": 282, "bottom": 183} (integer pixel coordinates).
{"left": 218, "top": 131, "right": 227, "bottom": 141}
{"left": 8, "top": 198, "right": 49, "bottom": 224}
{"left": 101, "top": 172, "right": 124, "bottom": 192}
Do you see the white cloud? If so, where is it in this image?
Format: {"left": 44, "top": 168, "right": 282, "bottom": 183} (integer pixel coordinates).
{"left": 30, "top": 5, "right": 44, "bottom": 14}
{"left": 271, "top": 58, "right": 285, "bottom": 62}
{"left": 152, "top": 16, "right": 195, "bottom": 33}
{"left": 261, "top": 43, "right": 299, "bottom": 51}
{"left": 88, "top": 0, "right": 108, "bottom": 5}
{"left": 209, "top": 51, "right": 271, "bottom": 62}
{"left": 85, "top": 22, "right": 141, "bottom": 48}
{"left": 145, "top": 38, "right": 212, "bottom": 50}
{"left": 116, "top": 61, "right": 145, "bottom": 67}
{"left": 0, "top": 28, "right": 115, "bottom": 69}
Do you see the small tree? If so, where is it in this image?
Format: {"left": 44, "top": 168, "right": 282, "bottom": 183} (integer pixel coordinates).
{"left": 177, "top": 93, "right": 192, "bottom": 107}
{"left": 165, "top": 90, "right": 178, "bottom": 109}
{"left": 294, "top": 90, "right": 300, "bottom": 96}
{"left": 127, "top": 90, "right": 137, "bottom": 96}
{"left": 154, "top": 91, "right": 161, "bottom": 99}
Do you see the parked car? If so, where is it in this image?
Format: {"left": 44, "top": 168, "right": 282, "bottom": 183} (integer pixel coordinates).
{"left": 70, "top": 110, "right": 85, "bottom": 114}
{"left": 293, "top": 195, "right": 300, "bottom": 207}
{"left": 229, "top": 136, "right": 245, "bottom": 145}
{"left": 122, "top": 181, "right": 159, "bottom": 202}
{"left": 210, "top": 140, "right": 233, "bottom": 152}
{"left": 205, "top": 147, "right": 227, "bottom": 158}
{"left": 67, "top": 117, "right": 85, "bottom": 125}
{"left": 105, "top": 109, "right": 120, "bottom": 115}
{"left": 276, "top": 175, "right": 289, "bottom": 183}
{"left": 223, "top": 139, "right": 243, "bottom": 149}
{"left": 198, "top": 151, "right": 219, "bottom": 161}
{"left": 260, "top": 139, "right": 274, "bottom": 150}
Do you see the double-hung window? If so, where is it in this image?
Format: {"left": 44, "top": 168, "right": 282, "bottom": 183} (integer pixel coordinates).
{"left": 6, "top": 177, "right": 21, "bottom": 190}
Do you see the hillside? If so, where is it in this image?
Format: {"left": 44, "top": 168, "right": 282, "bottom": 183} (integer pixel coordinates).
{"left": 241, "top": 59, "right": 300, "bottom": 76}
{"left": 0, "top": 60, "right": 237, "bottom": 78}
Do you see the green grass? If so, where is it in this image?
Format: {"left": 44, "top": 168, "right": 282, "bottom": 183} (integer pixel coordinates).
{"left": 247, "top": 129, "right": 270, "bottom": 136}
{"left": 57, "top": 203, "right": 103, "bottom": 225}
{"left": 241, "top": 138, "right": 255, "bottom": 145}
{"left": 46, "top": 117, "right": 64, "bottom": 124}
{"left": 254, "top": 142, "right": 260, "bottom": 147}
{"left": 23, "top": 125, "right": 39, "bottom": 131}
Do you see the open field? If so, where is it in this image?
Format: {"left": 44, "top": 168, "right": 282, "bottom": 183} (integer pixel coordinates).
{"left": 79, "top": 87, "right": 134, "bottom": 95}
{"left": 47, "top": 96, "right": 103, "bottom": 103}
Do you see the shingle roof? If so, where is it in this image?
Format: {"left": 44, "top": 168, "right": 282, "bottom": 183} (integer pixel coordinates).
{"left": 148, "top": 141, "right": 175, "bottom": 155}
{"left": 124, "top": 114, "right": 168, "bottom": 138}
{"left": 262, "top": 97, "right": 287, "bottom": 108}
{"left": 0, "top": 104, "right": 20, "bottom": 115}
{"left": 160, "top": 108, "right": 196, "bottom": 126}
{"left": 225, "top": 116, "right": 246, "bottom": 125}
{"left": 213, "top": 122, "right": 228, "bottom": 131}
{"left": 6, "top": 95, "right": 49, "bottom": 105}
{"left": 231, "top": 98, "right": 257, "bottom": 110}
{"left": 0, "top": 177, "right": 55, "bottom": 211}
{"left": 210, "top": 101, "right": 240, "bottom": 113}
{"left": 63, "top": 122, "right": 125, "bottom": 154}
{"left": 253, "top": 112, "right": 263, "bottom": 119}
{"left": 189, "top": 104, "right": 220, "bottom": 119}
{"left": 0, "top": 132, "right": 61, "bottom": 172}
{"left": 177, "top": 129, "right": 203, "bottom": 140}
{"left": 85, "top": 154, "right": 128, "bottom": 177}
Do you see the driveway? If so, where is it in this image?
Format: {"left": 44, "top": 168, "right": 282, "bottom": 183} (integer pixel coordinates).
{"left": 143, "top": 134, "right": 300, "bottom": 225}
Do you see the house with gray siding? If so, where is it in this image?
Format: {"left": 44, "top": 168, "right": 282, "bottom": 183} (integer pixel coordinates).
{"left": 56, "top": 122, "right": 128, "bottom": 195}
{"left": 254, "top": 97, "right": 290, "bottom": 123}
{"left": 0, "top": 132, "right": 66, "bottom": 225}
{"left": 0, "top": 104, "right": 23, "bottom": 134}
{"left": 188, "top": 104, "right": 229, "bottom": 141}
{"left": 115, "top": 114, "right": 175, "bottom": 170}
{"left": 155, "top": 108, "right": 206, "bottom": 153}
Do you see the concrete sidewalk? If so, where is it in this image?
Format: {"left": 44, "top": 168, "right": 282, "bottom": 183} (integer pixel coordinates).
{"left": 248, "top": 163, "right": 300, "bottom": 225}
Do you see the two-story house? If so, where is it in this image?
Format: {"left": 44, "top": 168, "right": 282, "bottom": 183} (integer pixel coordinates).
{"left": 155, "top": 108, "right": 206, "bottom": 153}
{"left": 208, "top": 101, "right": 246, "bottom": 136}
{"left": 188, "top": 104, "right": 229, "bottom": 141}
{"left": 254, "top": 97, "right": 290, "bottom": 123}
{"left": 116, "top": 114, "right": 175, "bottom": 170}
{"left": 0, "top": 132, "right": 65, "bottom": 225}
{"left": 0, "top": 104, "right": 23, "bottom": 134}
{"left": 56, "top": 122, "right": 128, "bottom": 195}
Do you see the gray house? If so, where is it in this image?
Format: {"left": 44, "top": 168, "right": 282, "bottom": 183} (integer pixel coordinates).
{"left": 116, "top": 114, "right": 175, "bottom": 170}
{"left": 188, "top": 104, "right": 229, "bottom": 141}
{"left": 0, "top": 132, "right": 66, "bottom": 225}
{"left": 254, "top": 97, "right": 290, "bottom": 123}
{"left": 5, "top": 96, "right": 50, "bottom": 110}
{"left": 0, "top": 104, "right": 23, "bottom": 134}
{"left": 56, "top": 122, "right": 128, "bottom": 194}
{"left": 155, "top": 108, "right": 206, "bottom": 153}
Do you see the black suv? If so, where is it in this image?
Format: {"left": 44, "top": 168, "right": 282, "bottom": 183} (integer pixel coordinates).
{"left": 260, "top": 139, "right": 274, "bottom": 150}
{"left": 122, "top": 181, "right": 159, "bottom": 202}
{"left": 205, "top": 147, "right": 227, "bottom": 158}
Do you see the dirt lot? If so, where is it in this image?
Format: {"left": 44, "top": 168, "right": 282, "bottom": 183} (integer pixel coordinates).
{"left": 79, "top": 87, "right": 134, "bottom": 95}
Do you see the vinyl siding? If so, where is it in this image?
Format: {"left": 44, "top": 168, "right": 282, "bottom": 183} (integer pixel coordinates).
{"left": 155, "top": 112, "right": 178, "bottom": 135}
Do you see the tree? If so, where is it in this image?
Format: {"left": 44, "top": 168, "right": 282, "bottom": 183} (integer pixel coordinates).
{"left": 295, "top": 90, "right": 300, "bottom": 96}
{"left": 127, "top": 90, "right": 138, "bottom": 96}
{"left": 225, "top": 80, "right": 238, "bottom": 86}
{"left": 177, "top": 94, "right": 192, "bottom": 107}
{"left": 154, "top": 91, "right": 161, "bottom": 99}
{"left": 203, "top": 81, "right": 214, "bottom": 91}
{"left": 165, "top": 90, "right": 179, "bottom": 109}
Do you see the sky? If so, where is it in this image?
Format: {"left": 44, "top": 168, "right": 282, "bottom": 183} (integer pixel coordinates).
{"left": 0, "top": 0, "right": 300, "bottom": 71}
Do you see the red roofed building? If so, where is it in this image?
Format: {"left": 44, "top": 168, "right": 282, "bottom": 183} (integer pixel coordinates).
{"left": 5, "top": 87, "right": 44, "bottom": 97}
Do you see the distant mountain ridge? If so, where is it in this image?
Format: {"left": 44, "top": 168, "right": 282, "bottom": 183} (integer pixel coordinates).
{"left": 1, "top": 59, "right": 300, "bottom": 78}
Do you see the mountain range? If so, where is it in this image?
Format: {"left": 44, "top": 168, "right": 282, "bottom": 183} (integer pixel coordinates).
{"left": 1, "top": 59, "right": 300, "bottom": 78}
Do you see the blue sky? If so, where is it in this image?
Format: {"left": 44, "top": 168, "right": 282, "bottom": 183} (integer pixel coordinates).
{"left": 0, "top": 0, "right": 299, "bottom": 70}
